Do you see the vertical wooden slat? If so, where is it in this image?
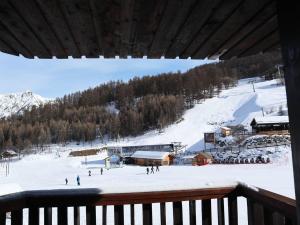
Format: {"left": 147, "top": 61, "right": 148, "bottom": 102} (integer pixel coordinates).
{"left": 217, "top": 199, "right": 225, "bottom": 225}
{"left": 189, "top": 200, "right": 196, "bottom": 225}
{"left": 228, "top": 196, "right": 238, "bottom": 225}
{"left": 247, "top": 199, "right": 254, "bottom": 225}
{"left": 86, "top": 206, "right": 96, "bottom": 225}
{"left": 74, "top": 207, "right": 80, "bottom": 225}
{"left": 0, "top": 212, "right": 6, "bottom": 225}
{"left": 11, "top": 210, "right": 23, "bottom": 225}
{"left": 202, "top": 200, "right": 212, "bottom": 225}
{"left": 285, "top": 217, "right": 297, "bottom": 225}
{"left": 102, "top": 206, "right": 107, "bottom": 225}
{"left": 130, "top": 204, "right": 135, "bottom": 225}
{"left": 253, "top": 203, "right": 264, "bottom": 225}
{"left": 173, "top": 202, "right": 183, "bottom": 225}
{"left": 29, "top": 207, "right": 40, "bottom": 225}
{"left": 273, "top": 212, "right": 285, "bottom": 225}
{"left": 264, "top": 207, "right": 273, "bottom": 225}
{"left": 142, "top": 204, "right": 152, "bottom": 225}
{"left": 44, "top": 207, "right": 52, "bottom": 225}
{"left": 57, "top": 207, "right": 68, "bottom": 225}
{"left": 160, "top": 203, "right": 166, "bottom": 225}
{"left": 114, "top": 205, "right": 124, "bottom": 225}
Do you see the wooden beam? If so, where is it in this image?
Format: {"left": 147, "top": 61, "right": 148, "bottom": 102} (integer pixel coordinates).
{"left": 277, "top": 1, "right": 300, "bottom": 225}
{"left": 239, "top": 29, "right": 279, "bottom": 57}
{"left": 193, "top": 0, "right": 273, "bottom": 59}
{"left": 58, "top": 0, "right": 101, "bottom": 58}
{"left": 221, "top": 14, "right": 278, "bottom": 59}
{"left": 132, "top": 0, "right": 168, "bottom": 58}
{"left": 34, "top": 0, "right": 81, "bottom": 58}
{"left": 182, "top": 0, "right": 244, "bottom": 59}
{"left": 10, "top": 0, "right": 66, "bottom": 58}
{"left": 148, "top": 0, "right": 196, "bottom": 58}
{"left": 165, "top": 0, "right": 222, "bottom": 59}
{"left": 0, "top": 1, "right": 51, "bottom": 58}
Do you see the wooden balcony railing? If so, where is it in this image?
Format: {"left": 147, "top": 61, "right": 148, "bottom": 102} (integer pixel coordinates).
{"left": 0, "top": 184, "right": 296, "bottom": 225}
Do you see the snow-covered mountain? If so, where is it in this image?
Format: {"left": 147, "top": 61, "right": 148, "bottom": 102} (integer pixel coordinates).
{"left": 0, "top": 91, "right": 48, "bottom": 118}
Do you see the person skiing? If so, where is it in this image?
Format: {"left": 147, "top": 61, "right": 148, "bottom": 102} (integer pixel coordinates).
{"left": 156, "top": 165, "right": 159, "bottom": 172}
{"left": 150, "top": 165, "right": 154, "bottom": 174}
{"left": 65, "top": 178, "right": 68, "bottom": 185}
{"left": 100, "top": 167, "right": 103, "bottom": 175}
{"left": 76, "top": 175, "right": 80, "bottom": 186}
{"left": 88, "top": 170, "right": 91, "bottom": 176}
{"left": 146, "top": 167, "right": 149, "bottom": 175}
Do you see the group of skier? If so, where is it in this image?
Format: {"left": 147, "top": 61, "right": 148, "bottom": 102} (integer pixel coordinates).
{"left": 65, "top": 167, "right": 104, "bottom": 186}
{"left": 65, "top": 164, "right": 160, "bottom": 185}
{"left": 146, "top": 164, "right": 160, "bottom": 174}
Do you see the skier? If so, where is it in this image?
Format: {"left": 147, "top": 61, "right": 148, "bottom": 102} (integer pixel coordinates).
{"left": 65, "top": 178, "right": 68, "bottom": 185}
{"left": 88, "top": 170, "right": 91, "bottom": 176}
{"left": 76, "top": 175, "right": 80, "bottom": 186}
{"left": 150, "top": 165, "right": 154, "bottom": 174}
{"left": 100, "top": 167, "right": 103, "bottom": 175}
{"left": 146, "top": 167, "right": 149, "bottom": 175}
{"left": 156, "top": 165, "right": 159, "bottom": 172}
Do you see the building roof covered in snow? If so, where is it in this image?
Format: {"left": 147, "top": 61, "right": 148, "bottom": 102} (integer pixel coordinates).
{"left": 131, "top": 151, "right": 171, "bottom": 160}
{"left": 251, "top": 116, "right": 289, "bottom": 125}
{"left": 182, "top": 152, "right": 213, "bottom": 160}
{"left": 2, "top": 150, "right": 18, "bottom": 158}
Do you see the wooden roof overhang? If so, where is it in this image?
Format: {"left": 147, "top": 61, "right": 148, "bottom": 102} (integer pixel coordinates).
{"left": 0, "top": 0, "right": 279, "bottom": 59}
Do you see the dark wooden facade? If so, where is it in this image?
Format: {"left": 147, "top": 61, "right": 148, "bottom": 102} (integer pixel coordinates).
{"left": 0, "top": 0, "right": 279, "bottom": 59}
{"left": 250, "top": 118, "right": 289, "bottom": 133}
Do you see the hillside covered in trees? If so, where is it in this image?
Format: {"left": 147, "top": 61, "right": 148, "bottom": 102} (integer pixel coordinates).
{"left": 0, "top": 52, "right": 281, "bottom": 152}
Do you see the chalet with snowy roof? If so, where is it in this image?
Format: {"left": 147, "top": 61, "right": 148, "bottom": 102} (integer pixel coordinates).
{"left": 130, "top": 151, "right": 174, "bottom": 166}
{"left": 250, "top": 116, "right": 289, "bottom": 133}
{"left": 1, "top": 149, "right": 18, "bottom": 159}
{"left": 182, "top": 153, "right": 213, "bottom": 166}
{"left": 221, "top": 127, "right": 232, "bottom": 137}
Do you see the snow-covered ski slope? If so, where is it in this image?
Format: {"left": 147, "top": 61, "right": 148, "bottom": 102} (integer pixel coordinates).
{"left": 0, "top": 78, "right": 293, "bottom": 195}
{"left": 109, "top": 78, "right": 287, "bottom": 152}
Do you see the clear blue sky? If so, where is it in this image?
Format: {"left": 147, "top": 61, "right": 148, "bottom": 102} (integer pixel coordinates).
{"left": 0, "top": 53, "right": 215, "bottom": 98}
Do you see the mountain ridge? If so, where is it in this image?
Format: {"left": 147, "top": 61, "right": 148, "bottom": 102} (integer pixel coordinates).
{"left": 0, "top": 91, "right": 48, "bottom": 118}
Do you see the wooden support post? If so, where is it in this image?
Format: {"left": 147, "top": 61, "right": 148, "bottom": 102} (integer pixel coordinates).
{"left": 202, "top": 200, "right": 212, "bottom": 225}
{"left": 130, "top": 204, "right": 135, "bottom": 225}
{"left": 277, "top": 1, "right": 300, "bottom": 225}
{"left": 114, "top": 205, "right": 124, "bottom": 225}
{"left": 11, "top": 210, "right": 23, "bottom": 225}
{"left": 142, "top": 204, "right": 152, "bottom": 225}
{"left": 29, "top": 207, "right": 39, "bottom": 225}
{"left": 160, "top": 202, "right": 166, "bottom": 225}
{"left": 44, "top": 207, "right": 52, "bottom": 225}
{"left": 173, "top": 202, "right": 183, "bottom": 225}
{"left": 57, "top": 206, "right": 68, "bottom": 225}
{"left": 74, "top": 207, "right": 80, "bottom": 225}
{"left": 103, "top": 206, "right": 107, "bottom": 225}
{"left": 228, "top": 196, "right": 238, "bottom": 225}
{"left": 189, "top": 200, "right": 196, "bottom": 225}
{"left": 86, "top": 206, "right": 96, "bottom": 225}
{"left": 0, "top": 212, "right": 6, "bottom": 225}
{"left": 217, "top": 199, "right": 225, "bottom": 225}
